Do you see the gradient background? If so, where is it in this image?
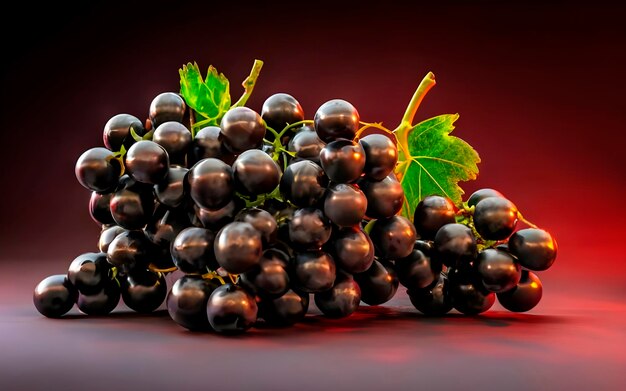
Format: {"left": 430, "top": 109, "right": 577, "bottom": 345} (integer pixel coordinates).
{"left": 1, "top": 1, "right": 625, "bottom": 389}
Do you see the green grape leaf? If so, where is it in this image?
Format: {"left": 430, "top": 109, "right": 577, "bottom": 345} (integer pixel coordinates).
{"left": 397, "top": 114, "right": 480, "bottom": 219}
{"left": 179, "top": 62, "right": 231, "bottom": 125}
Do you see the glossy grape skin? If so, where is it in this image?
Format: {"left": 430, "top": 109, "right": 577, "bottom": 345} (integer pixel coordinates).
{"left": 396, "top": 241, "right": 442, "bottom": 290}
{"left": 153, "top": 121, "right": 192, "bottom": 165}
{"left": 449, "top": 269, "right": 495, "bottom": 315}
{"left": 120, "top": 269, "right": 167, "bottom": 313}
{"left": 332, "top": 227, "right": 374, "bottom": 274}
{"left": 206, "top": 283, "right": 258, "bottom": 334}
{"left": 188, "top": 126, "right": 235, "bottom": 166}
{"left": 235, "top": 208, "right": 278, "bottom": 247}
{"left": 433, "top": 223, "right": 477, "bottom": 267}
{"left": 103, "top": 113, "right": 145, "bottom": 152}
{"left": 67, "top": 252, "right": 112, "bottom": 295}
{"left": 475, "top": 249, "right": 521, "bottom": 293}
{"left": 358, "top": 175, "right": 404, "bottom": 219}
{"left": 154, "top": 166, "right": 188, "bottom": 208}
{"left": 89, "top": 192, "right": 115, "bottom": 225}
{"left": 288, "top": 126, "right": 325, "bottom": 163}
{"left": 143, "top": 208, "right": 191, "bottom": 266}
{"left": 33, "top": 275, "right": 77, "bottom": 318}
{"left": 232, "top": 149, "right": 281, "bottom": 195}
{"left": 259, "top": 289, "right": 309, "bottom": 326}
{"left": 214, "top": 222, "right": 263, "bottom": 274}
{"left": 292, "top": 251, "right": 336, "bottom": 293}
{"left": 408, "top": 273, "right": 453, "bottom": 316}
{"left": 149, "top": 92, "right": 186, "bottom": 128}
{"left": 369, "top": 216, "right": 417, "bottom": 259}
{"left": 288, "top": 208, "right": 332, "bottom": 250}
{"left": 261, "top": 93, "right": 305, "bottom": 135}
{"left": 413, "top": 195, "right": 457, "bottom": 240}
{"left": 110, "top": 176, "right": 155, "bottom": 230}
{"left": 75, "top": 147, "right": 121, "bottom": 193}
{"left": 167, "top": 276, "right": 220, "bottom": 331}
{"left": 473, "top": 197, "right": 518, "bottom": 240}
{"left": 319, "top": 139, "right": 366, "bottom": 183}
{"left": 467, "top": 188, "right": 504, "bottom": 208}
{"left": 279, "top": 160, "right": 328, "bottom": 207}
{"left": 240, "top": 248, "right": 290, "bottom": 299}
{"left": 125, "top": 140, "right": 170, "bottom": 185}
{"left": 220, "top": 106, "right": 266, "bottom": 154}
{"left": 171, "top": 227, "right": 217, "bottom": 273}
{"left": 314, "top": 273, "right": 361, "bottom": 318}
{"left": 76, "top": 280, "right": 121, "bottom": 316}
{"left": 195, "top": 198, "right": 243, "bottom": 231}
{"left": 508, "top": 228, "right": 557, "bottom": 271}
{"left": 497, "top": 270, "right": 543, "bottom": 312}
{"left": 106, "top": 230, "right": 151, "bottom": 273}
{"left": 188, "top": 158, "right": 234, "bottom": 210}
{"left": 314, "top": 99, "right": 360, "bottom": 143}
{"left": 359, "top": 134, "right": 398, "bottom": 181}
{"left": 353, "top": 260, "right": 399, "bottom": 306}
{"left": 323, "top": 184, "right": 367, "bottom": 227}
{"left": 98, "top": 226, "right": 127, "bottom": 253}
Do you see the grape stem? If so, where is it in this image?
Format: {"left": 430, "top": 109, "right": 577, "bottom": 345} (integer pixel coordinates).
{"left": 355, "top": 121, "right": 395, "bottom": 140}
{"left": 517, "top": 211, "right": 539, "bottom": 229}
{"left": 232, "top": 59, "right": 264, "bottom": 108}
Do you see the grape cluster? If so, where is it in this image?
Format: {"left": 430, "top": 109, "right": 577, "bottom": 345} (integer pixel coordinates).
{"left": 33, "top": 91, "right": 557, "bottom": 333}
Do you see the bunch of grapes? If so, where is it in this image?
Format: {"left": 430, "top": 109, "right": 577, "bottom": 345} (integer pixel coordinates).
{"left": 33, "top": 90, "right": 557, "bottom": 334}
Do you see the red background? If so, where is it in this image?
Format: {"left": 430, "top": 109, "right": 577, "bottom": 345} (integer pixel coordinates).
{"left": 1, "top": 2, "right": 625, "bottom": 389}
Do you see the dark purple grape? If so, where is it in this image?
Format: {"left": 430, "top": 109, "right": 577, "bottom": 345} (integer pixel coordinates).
{"left": 188, "top": 158, "right": 234, "bottom": 210}
{"left": 67, "top": 252, "right": 112, "bottom": 295}
{"left": 103, "top": 113, "right": 145, "bottom": 152}
{"left": 413, "top": 195, "right": 457, "bottom": 240}
{"left": 214, "top": 222, "right": 263, "bottom": 274}
{"left": 33, "top": 275, "right": 77, "bottom": 318}
{"left": 75, "top": 147, "right": 121, "bottom": 193}
{"left": 220, "top": 107, "right": 266, "bottom": 154}
{"left": 449, "top": 268, "right": 495, "bottom": 315}
{"left": 188, "top": 126, "right": 235, "bottom": 166}
{"left": 89, "top": 192, "right": 114, "bottom": 225}
{"left": 125, "top": 140, "right": 170, "bottom": 185}
{"left": 110, "top": 175, "right": 155, "bottom": 230}
{"left": 153, "top": 121, "right": 192, "bottom": 165}
{"left": 259, "top": 289, "right": 309, "bottom": 326}
{"left": 319, "top": 139, "right": 365, "bottom": 183}
{"left": 408, "top": 273, "right": 453, "bottom": 316}
{"left": 120, "top": 269, "right": 167, "bottom": 313}
{"left": 475, "top": 249, "right": 521, "bottom": 293}
{"left": 314, "top": 273, "right": 361, "bottom": 318}
{"left": 171, "top": 227, "right": 217, "bottom": 273}
{"left": 76, "top": 280, "right": 121, "bottom": 315}
{"left": 261, "top": 93, "right": 304, "bottom": 135}
{"left": 288, "top": 208, "right": 332, "bottom": 250}
{"left": 154, "top": 166, "right": 188, "bottom": 209}
{"left": 235, "top": 208, "right": 278, "bottom": 247}
{"left": 314, "top": 99, "right": 360, "bottom": 143}
{"left": 332, "top": 227, "right": 374, "bottom": 274}
{"left": 359, "top": 134, "right": 398, "bottom": 181}
{"left": 497, "top": 270, "right": 543, "bottom": 312}
{"left": 143, "top": 208, "right": 191, "bottom": 269}
{"left": 149, "top": 92, "right": 186, "bottom": 128}
{"left": 396, "top": 240, "right": 442, "bottom": 290}
{"left": 358, "top": 175, "right": 404, "bottom": 219}
{"left": 280, "top": 160, "right": 328, "bottom": 207}
{"left": 106, "top": 230, "right": 152, "bottom": 273}
{"left": 167, "top": 275, "right": 220, "bottom": 331}
{"left": 353, "top": 260, "right": 399, "bottom": 306}
{"left": 467, "top": 188, "right": 504, "bottom": 208}
{"left": 206, "top": 283, "right": 258, "bottom": 334}
{"left": 288, "top": 125, "right": 325, "bottom": 163}
{"left": 292, "top": 251, "right": 336, "bottom": 293}
{"left": 324, "top": 183, "right": 367, "bottom": 227}
{"left": 433, "top": 223, "right": 477, "bottom": 267}
{"left": 508, "top": 228, "right": 557, "bottom": 271}
{"left": 473, "top": 197, "right": 518, "bottom": 240}
{"left": 240, "top": 249, "right": 290, "bottom": 299}
{"left": 232, "top": 149, "right": 281, "bottom": 195}
{"left": 98, "top": 226, "right": 127, "bottom": 253}
{"left": 369, "top": 216, "right": 417, "bottom": 259}
{"left": 195, "top": 198, "right": 242, "bottom": 231}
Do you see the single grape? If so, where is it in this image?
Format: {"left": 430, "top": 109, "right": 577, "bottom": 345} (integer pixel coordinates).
{"left": 98, "top": 226, "right": 127, "bottom": 253}
{"left": 508, "top": 228, "right": 557, "bottom": 271}
{"left": 358, "top": 175, "right": 404, "bottom": 219}
{"left": 396, "top": 240, "right": 442, "bottom": 290}
{"left": 288, "top": 208, "right": 332, "bottom": 250}
{"left": 323, "top": 183, "right": 367, "bottom": 227}
{"left": 288, "top": 125, "right": 325, "bottom": 163}
{"left": 261, "top": 93, "right": 305, "bottom": 137}
{"left": 319, "top": 139, "right": 365, "bottom": 183}
{"left": 413, "top": 195, "right": 457, "bottom": 240}
{"left": 408, "top": 273, "right": 453, "bottom": 316}
{"left": 314, "top": 273, "right": 361, "bottom": 318}
{"left": 331, "top": 227, "right": 374, "bottom": 274}
{"left": 292, "top": 251, "right": 336, "bottom": 293}
{"left": 448, "top": 268, "right": 495, "bottom": 315}
{"left": 106, "top": 230, "right": 152, "bottom": 273}
{"left": 195, "top": 198, "right": 243, "bottom": 231}
{"left": 153, "top": 121, "right": 192, "bottom": 165}
{"left": 467, "top": 188, "right": 504, "bottom": 208}
{"left": 188, "top": 126, "right": 235, "bottom": 166}
{"left": 232, "top": 149, "right": 281, "bottom": 195}
{"left": 235, "top": 208, "right": 278, "bottom": 247}
{"left": 187, "top": 158, "right": 234, "bottom": 210}
{"left": 475, "top": 248, "right": 521, "bottom": 293}
{"left": 314, "top": 99, "right": 360, "bottom": 142}
{"left": 149, "top": 92, "right": 186, "bottom": 129}
{"left": 359, "top": 134, "right": 398, "bottom": 181}
{"left": 258, "top": 289, "right": 309, "bottom": 326}
{"left": 279, "top": 160, "right": 328, "bottom": 207}
{"left": 473, "top": 197, "right": 518, "bottom": 240}
{"left": 110, "top": 175, "right": 155, "bottom": 230}
{"left": 154, "top": 165, "right": 188, "bottom": 209}
{"left": 353, "top": 260, "right": 399, "bottom": 306}
{"left": 497, "top": 270, "right": 543, "bottom": 312}
{"left": 103, "top": 113, "right": 145, "bottom": 152}
{"left": 171, "top": 227, "right": 217, "bottom": 273}
{"left": 214, "top": 222, "right": 263, "bottom": 274}
{"left": 125, "top": 140, "right": 170, "bottom": 185}
{"left": 120, "top": 269, "right": 167, "bottom": 313}
{"left": 240, "top": 248, "right": 290, "bottom": 299}
{"left": 206, "top": 283, "right": 258, "bottom": 334}
{"left": 76, "top": 280, "right": 121, "bottom": 316}
{"left": 89, "top": 191, "right": 114, "bottom": 226}
{"left": 220, "top": 106, "right": 266, "bottom": 154}
{"left": 75, "top": 147, "right": 121, "bottom": 193}
{"left": 433, "top": 223, "right": 477, "bottom": 267}
{"left": 369, "top": 216, "right": 417, "bottom": 259}
{"left": 167, "top": 275, "right": 220, "bottom": 331}
{"left": 67, "top": 252, "right": 112, "bottom": 295}
{"left": 33, "top": 275, "right": 77, "bottom": 318}
{"left": 143, "top": 208, "right": 191, "bottom": 270}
